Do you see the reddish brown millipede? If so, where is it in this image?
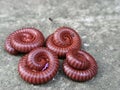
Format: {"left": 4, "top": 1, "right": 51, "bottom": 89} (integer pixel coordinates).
{"left": 4, "top": 28, "right": 45, "bottom": 55}
{"left": 4, "top": 26, "right": 98, "bottom": 83}
{"left": 46, "top": 27, "right": 82, "bottom": 58}
{"left": 63, "top": 49, "right": 98, "bottom": 81}
{"left": 18, "top": 47, "right": 59, "bottom": 84}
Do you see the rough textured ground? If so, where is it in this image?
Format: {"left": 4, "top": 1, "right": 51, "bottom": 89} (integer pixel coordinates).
{"left": 0, "top": 0, "right": 120, "bottom": 90}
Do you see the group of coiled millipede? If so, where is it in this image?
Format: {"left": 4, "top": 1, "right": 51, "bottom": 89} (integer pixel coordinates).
{"left": 5, "top": 27, "right": 98, "bottom": 84}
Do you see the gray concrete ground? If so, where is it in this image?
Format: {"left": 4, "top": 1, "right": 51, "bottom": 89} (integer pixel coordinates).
{"left": 0, "top": 0, "right": 120, "bottom": 90}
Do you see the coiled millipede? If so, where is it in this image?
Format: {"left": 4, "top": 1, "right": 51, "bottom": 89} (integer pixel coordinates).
{"left": 18, "top": 48, "right": 59, "bottom": 84}
{"left": 46, "top": 27, "right": 82, "bottom": 58}
{"left": 4, "top": 28, "right": 44, "bottom": 55}
{"left": 4, "top": 26, "right": 98, "bottom": 83}
{"left": 63, "top": 49, "right": 98, "bottom": 81}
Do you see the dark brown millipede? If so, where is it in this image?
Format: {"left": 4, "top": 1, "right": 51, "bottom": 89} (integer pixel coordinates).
{"left": 4, "top": 28, "right": 45, "bottom": 55}
{"left": 46, "top": 27, "right": 82, "bottom": 58}
{"left": 18, "top": 47, "right": 59, "bottom": 84}
{"left": 63, "top": 49, "right": 98, "bottom": 81}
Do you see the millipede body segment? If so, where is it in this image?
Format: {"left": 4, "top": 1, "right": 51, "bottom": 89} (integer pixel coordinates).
{"left": 46, "top": 27, "right": 82, "bottom": 58}
{"left": 63, "top": 49, "right": 98, "bottom": 81}
{"left": 18, "top": 48, "right": 59, "bottom": 84}
{"left": 4, "top": 28, "right": 45, "bottom": 54}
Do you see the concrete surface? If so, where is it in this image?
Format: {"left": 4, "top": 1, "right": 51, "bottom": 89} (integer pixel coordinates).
{"left": 0, "top": 0, "right": 120, "bottom": 90}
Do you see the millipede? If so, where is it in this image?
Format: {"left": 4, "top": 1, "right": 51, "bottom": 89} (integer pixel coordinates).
{"left": 18, "top": 47, "right": 59, "bottom": 84}
{"left": 4, "top": 28, "right": 45, "bottom": 55}
{"left": 4, "top": 26, "right": 98, "bottom": 84}
{"left": 63, "top": 49, "right": 98, "bottom": 81}
{"left": 46, "top": 27, "right": 82, "bottom": 58}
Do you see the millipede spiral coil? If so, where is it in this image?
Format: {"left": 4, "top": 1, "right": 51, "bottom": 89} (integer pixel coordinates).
{"left": 63, "top": 49, "right": 98, "bottom": 81}
{"left": 18, "top": 48, "right": 59, "bottom": 84}
{"left": 5, "top": 28, "right": 45, "bottom": 55}
{"left": 46, "top": 27, "right": 82, "bottom": 58}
